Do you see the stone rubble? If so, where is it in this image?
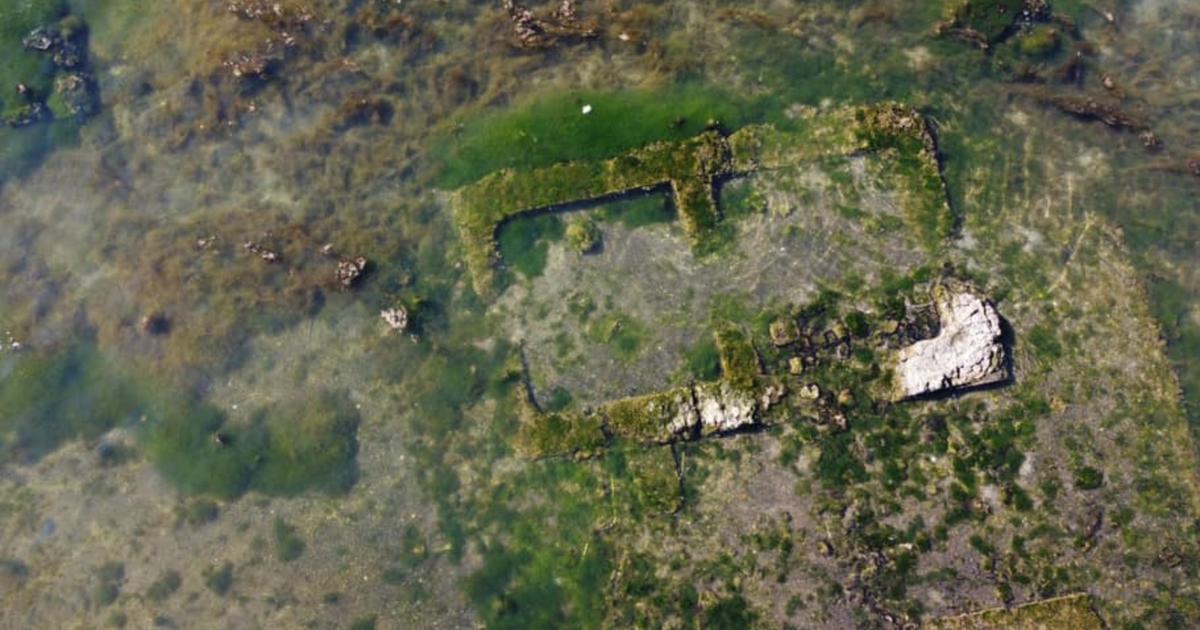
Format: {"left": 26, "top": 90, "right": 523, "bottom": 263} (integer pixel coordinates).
{"left": 694, "top": 381, "right": 757, "bottom": 435}
{"left": 380, "top": 307, "right": 408, "bottom": 333}
{"left": 893, "top": 288, "right": 1006, "bottom": 399}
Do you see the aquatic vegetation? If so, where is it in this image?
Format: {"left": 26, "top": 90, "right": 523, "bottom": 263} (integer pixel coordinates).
{"left": 2, "top": 0, "right": 1199, "bottom": 627}
{"left": 683, "top": 336, "right": 721, "bottom": 381}
{"left": 585, "top": 313, "right": 646, "bottom": 361}
{"left": 1017, "top": 25, "right": 1061, "bottom": 58}
{"left": 496, "top": 212, "right": 563, "bottom": 280}
{"left": 0, "top": 340, "right": 361, "bottom": 499}
{"left": 142, "top": 389, "right": 360, "bottom": 498}
{"left": 594, "top": 193, "right": 674, "bottom": 228}
{"left": 0, "top": 1, "right": 68, "bottom": 108}
{"left": 253, "top": 391, "right": 360, "bottom": 496}
{"left": 201, "top": 562, "right": 233, "bottom": 596}
{"left": 431, "top": 85, "right": 746, "bottom": 189}
{"left": 0, "top": 344, "right": 139, "bottom": 464}
{"left": 0, "top": 3, "right": 100, "bottom": 180}
{"left": 564, "top": 217, "right": 601, "bottom": 254}
{"left": 272, "top": 517, "right": 305, "bottom": 562}
{"left": 145, "top": 569, "right": 181, "bottom": 602}
{"left": 176, "top": 497, "right": 220, "bottom": 526}
{"left": 91, "top": 561, "right": 125, "bottom": 607}
{"left": 937, "top": 0, "right": 1023, "bottom": 44}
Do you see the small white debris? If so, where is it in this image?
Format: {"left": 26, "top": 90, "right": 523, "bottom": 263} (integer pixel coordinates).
{"left": 581, "top": 104, "right": 592, "bottom": 115}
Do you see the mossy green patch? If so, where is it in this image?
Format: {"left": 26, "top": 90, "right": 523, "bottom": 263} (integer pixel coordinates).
{"left": 594, "top": 192, "right": 674, "bottom": 228}
{"left": 141, "top": 389, "right": 361, "bottom": 499}
{"left": 272, "top": 517, "right": 305, "bottom": 562}
{"left": 1018, "top": 26, "right": 1062, "bottom": 58}
{"left": 0, "top": 344, "right": 140, "bottom": 463}
{"left": 452, "top": 103, "right": 952, "bottom": 295}
{"left": 432, "top": 84, "right": 746, "bottom": 189}
{"left": 606, "top": 388, "right": 694, "bottom": 444}
{"left": 497, "top": 212, "right": 564, "bottom": 280}
{"left": 0, "top": 0, "right": 67, "bottom": 103}
{"left": 586, "top": 313, "right": 647, "bottom": 361}
{"left": 565, "top": 216, "right": 601, "bottom": 254}
{"left": 940, "top": 0, "right": 1023, "bottom": 43}
{"left": 516, "top": 406, "right": 608, "bottom": 459}
{"left": 684, "top": 336, "right": 722, "bottom": 381}
{"left": 714, "top": 325, "right": 760, "bottom": 392}
{"left": 252, "top": 391, "right": 360, "bottom": 496}
{"left": 626, "top": 448, "right": 682, "bottom": 514}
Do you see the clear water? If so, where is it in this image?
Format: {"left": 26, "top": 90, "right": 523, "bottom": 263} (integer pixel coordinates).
{"left": 2, "top": 1, "right": 1199, "bottom": 628}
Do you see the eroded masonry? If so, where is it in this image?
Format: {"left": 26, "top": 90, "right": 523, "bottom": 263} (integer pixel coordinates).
{"left": 450, "top": 103, "right": 1009, "bottom": 459}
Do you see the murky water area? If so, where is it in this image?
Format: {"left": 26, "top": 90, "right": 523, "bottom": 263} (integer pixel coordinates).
{"left": 1, "top": 1, "right": 1199, "bottom": 628}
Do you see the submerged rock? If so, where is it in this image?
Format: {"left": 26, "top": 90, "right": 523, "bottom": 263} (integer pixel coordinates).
{"left": 335, "top": 257, "right": 368, "bottom": 287}
{"left": 893, "top": 287, "right": 1006, "bottom": 399}
{"left": 50, "top": 73, "right": 97, "bottom": 119}
{"left": 380, "top": 306, "right": 408, "bottom": 332}
{"left": 694, "top": 380, "right": 757, "bottom": 435}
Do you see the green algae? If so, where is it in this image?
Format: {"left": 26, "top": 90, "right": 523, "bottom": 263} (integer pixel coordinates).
{"left": 939, "top": 0, "right": 1023, "bottom": 43}
{"left": 432, "top": 84, "right": 746, "bottom": 189}
{"left": 496, "top": 212, "right": 564, "bottom": 280}
{"left": 585, "top": 313, "right": 646, "bottom": 361}
{"left": 594, "top": 192, "right": 674, "bottom": 228}
{"left": 1018, "top": 26, "right": 1062, "bottom": 58}
{"left": 564, "top": 216, "right": 601, "bottom": 254}
{"left": 0, "top": 3, "right": 101, "bottom": 181}
{"left": 0, "top": 342, "right": 360, "bottom": 498}
{"left": 0, "top": 344, "right": 139, "bottom": 463}
{"left": 0, "top": 0, "right": 67, "bottom": 102}
{"left": 253, "top": 391, "right": 360, "bottom": 495}
{"left": 272, "top": 517, "right": 305, "bottom": 562}
{"left": 141, "top": 390, "right": 361, "bottom": 499}
{"left": 683, "top": 336, "right": 721, "bottom": 381}
{"left": 202, "top": 562, "right": 233, "bottom": 596}
{"left": 1, "top": 1, "right": 1198, "bottom": 627}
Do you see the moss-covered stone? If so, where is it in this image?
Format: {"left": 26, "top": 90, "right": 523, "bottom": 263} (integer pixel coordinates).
{"left": 1018, "top": 26, "right": 1061, "bottom": 58}
{"left": 606, "top": 388, "right": 698, "bottom": 444}
{"left": 928, "top": 593, "right": 1103, "bottom": 629}
{"left": 565, "top": 217, "right": 602, "bottom": 254}
{"left": 938, "top": 0, "right": 1024, "bottom": 44}
{"left": 714, "top": 324, "right": 760, "bottom": 392}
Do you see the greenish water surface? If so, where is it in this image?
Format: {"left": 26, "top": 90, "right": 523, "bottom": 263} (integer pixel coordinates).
{"left": 1, "top": 1, "right": 1200, "bottom": 628}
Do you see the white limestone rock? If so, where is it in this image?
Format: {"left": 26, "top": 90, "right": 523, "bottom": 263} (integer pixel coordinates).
{"left": 894, "top": 288, "right": 1006, "bottom": 400}
{"left": 694, "top": 381, "right": 757, "bottom": 435}
{"left": 664, "top": 389, "right": 700, "bottom": 438}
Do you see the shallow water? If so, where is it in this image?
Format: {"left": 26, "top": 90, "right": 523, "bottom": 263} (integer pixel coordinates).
{"left": 2, "top": 1, "right": 1200, "bottom": 628}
